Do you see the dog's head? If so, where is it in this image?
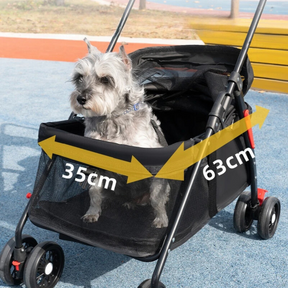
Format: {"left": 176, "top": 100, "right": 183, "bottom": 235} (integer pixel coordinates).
{"left": 70, "top": 39, "right": 137, "bottom": 117}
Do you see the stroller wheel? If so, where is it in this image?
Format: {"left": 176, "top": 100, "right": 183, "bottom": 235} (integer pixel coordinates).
{"left": 23, "top": 241, "right": 64, "bottom": 288}
{"left": 233, "top": 191, "right": 254, "bottom": 233}
{"left": 257, "top": 197, "right": 281, "bottom": 240}
{"left": 138, "top": 279, "right": 166, "bottom": 288}
{"left": 0, "top": 234, "right": 37, "bottom": 285}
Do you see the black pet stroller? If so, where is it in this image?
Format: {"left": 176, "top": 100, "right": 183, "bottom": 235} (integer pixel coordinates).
{"left": 0, "top": 0, "right": 281, "bottom": 287}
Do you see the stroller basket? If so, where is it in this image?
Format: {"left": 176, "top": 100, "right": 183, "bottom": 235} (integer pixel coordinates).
{"left": 28, "top": 45, "right": 253, "bottom": 258}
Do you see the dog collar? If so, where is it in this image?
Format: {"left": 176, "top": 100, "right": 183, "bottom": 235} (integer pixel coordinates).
{"left": 123, "top": 102, "right": 145, "bottom": 115}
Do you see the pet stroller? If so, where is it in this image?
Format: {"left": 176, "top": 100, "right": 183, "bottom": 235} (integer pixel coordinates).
{"left": 0, "top": 0, "right": 281, "bottom": 287}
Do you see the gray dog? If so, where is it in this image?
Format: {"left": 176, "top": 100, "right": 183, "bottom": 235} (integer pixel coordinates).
{"left": 70, "top": 39, "right": 170, "bottom": 228}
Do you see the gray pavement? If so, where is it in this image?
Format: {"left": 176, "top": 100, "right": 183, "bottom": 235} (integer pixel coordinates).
{"left": 0, "top": 58, "right": 287, "bottom": 287}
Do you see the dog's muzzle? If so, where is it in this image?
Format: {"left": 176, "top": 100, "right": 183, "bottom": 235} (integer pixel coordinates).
{"left": 77, "top": 95, "right": 86, "bottom": 105}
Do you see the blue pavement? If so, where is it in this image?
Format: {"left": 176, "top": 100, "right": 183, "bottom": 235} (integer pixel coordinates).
{"left": 0, "top": 58, "right": 287, "bottom": 288}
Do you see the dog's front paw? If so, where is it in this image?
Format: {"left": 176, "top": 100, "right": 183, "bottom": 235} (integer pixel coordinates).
{"left": 123, "top": 202, "right": 136, "bottom": 210}
{"left": 81, "top": 213, "right": 100, "bottom": 223}
{"left": 152, "top": 216, "right": 168, "bottom": 228}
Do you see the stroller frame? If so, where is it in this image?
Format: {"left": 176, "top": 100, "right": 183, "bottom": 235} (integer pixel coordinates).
{"left": 0, "top": 1, "right": 281, "bottom": 288}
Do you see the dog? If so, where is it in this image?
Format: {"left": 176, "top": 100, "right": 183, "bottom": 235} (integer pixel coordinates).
{"left": 70, "top": 38, "right": 170, "bottom": 228}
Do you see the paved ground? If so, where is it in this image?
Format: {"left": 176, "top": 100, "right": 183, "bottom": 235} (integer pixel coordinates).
{"left": 0, "top": 56, "right": 287, "bottom": 288}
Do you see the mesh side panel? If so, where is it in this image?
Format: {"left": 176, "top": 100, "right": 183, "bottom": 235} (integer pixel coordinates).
{"left": 33, "top": 154, "right": 88, "bottom": 203}
{"left": 29, "top": 138, "right": 249, "bottom": 257}
{"left": 29, "top": 152, "right": 181, "bottom": 257}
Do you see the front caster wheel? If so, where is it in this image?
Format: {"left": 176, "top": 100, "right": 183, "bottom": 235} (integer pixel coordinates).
{"left": 233, "top": 191, "right": 254, "bottom": 233}
{"left": 257, "top": 197, "right": 281, "bottom": 239}
{"left": 23, "top": 241, "right": 64, "bottom": 288}
{"left": 138, "top": 279, "right": 166, "bottom": 288}
{"left": 0, "top": 234, "right": 37, "bottom": 285}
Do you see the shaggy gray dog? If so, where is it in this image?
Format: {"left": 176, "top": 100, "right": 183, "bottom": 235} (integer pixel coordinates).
{"left": 70, "top": 39, "right": 170, "bottom": 228}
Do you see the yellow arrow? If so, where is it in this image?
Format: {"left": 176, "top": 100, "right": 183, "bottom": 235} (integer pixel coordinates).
{"left": 38, "top": 136, "right": 153, "bottom": 184}
{"left": 155, "top": 105, "right": 269, "bottom": 181}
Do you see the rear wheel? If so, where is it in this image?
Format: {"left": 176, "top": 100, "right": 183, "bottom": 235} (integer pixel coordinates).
{"left": 233, "top": 191, "right": 254, "bottom": 233}
{"left": 23, "top": 241, "right": 64, "bottom": 288}
{"left": 257, "top": 197, "right": 281, "bottom": 239}
{"left": 0, "top": 235, "right": 37, "bottom": 285}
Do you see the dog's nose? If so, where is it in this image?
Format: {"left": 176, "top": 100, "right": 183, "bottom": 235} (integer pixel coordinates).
{"left": 77, "top": 95, "right": 86, "bottom": 105}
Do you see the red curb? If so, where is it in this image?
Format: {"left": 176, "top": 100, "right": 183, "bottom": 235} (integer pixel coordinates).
{"left": 0, "top": 37, "right": 170, "bottom": 62}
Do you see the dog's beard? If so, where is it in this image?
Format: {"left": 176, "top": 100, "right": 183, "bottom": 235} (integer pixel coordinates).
{"left": 70, "top": 88, "right": 120, "bottom": 117}
{"left": 85, "top": 90, "right": 119, "bottom": 116}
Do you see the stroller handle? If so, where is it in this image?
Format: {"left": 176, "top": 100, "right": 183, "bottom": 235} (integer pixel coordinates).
{"left": 221, "top": 0, "right": 267, "bottom": 116}
{"left": 226, "top": 0, "right": 267, "bottom": 97}
{"left": 233, "top": 0, "right": 267, "bottom": 75}
{"left": 106, "top": 0, "right": 136, "bottom": 53}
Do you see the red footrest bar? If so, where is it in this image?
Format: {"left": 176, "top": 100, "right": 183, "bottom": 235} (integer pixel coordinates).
{"left": 257, "top": 188, "right": 268, "bottom": 205}
{"left": 12, "top": 261, "right": 20, "bottom": 271}
{"left": 243, "top": 109, "right": 255, "bottom": 149}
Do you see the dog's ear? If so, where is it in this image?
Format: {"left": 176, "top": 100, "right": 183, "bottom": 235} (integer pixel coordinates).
{"left": 119, "top": 45, "right": 132, "bottom": 71}
{"left": 84, "top": 37, "right": 100, "bottom": 54}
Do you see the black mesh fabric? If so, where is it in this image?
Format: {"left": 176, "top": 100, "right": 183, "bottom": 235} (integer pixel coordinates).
{"left": 29, "top": 152, "right": 181, "bottom": 257}
{"left": 28, "top": 45, "right": 252, "bottom": 258}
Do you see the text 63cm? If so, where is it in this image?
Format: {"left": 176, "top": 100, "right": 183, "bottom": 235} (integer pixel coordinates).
{"left": 203, "top": 147, "right": 255, "bottom": 181}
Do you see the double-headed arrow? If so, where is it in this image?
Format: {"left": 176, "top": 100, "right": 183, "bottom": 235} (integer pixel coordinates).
{"left": 155, "top": 105, "right": 269, "bottom": 180}
{"left": 38, "top": 136, "right": 153, "bottom": 184}
{"left": 39, "top": 105, "right": 269, "bottom": 183}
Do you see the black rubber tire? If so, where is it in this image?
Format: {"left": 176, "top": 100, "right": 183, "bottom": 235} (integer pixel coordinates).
{"left": 233, "top": 191, "right": 254, "bottom": 233}
{"left": 0, "top": 235, "right": 37, "bottom": 285}
{"left": 138, "top": 279, "right": 166, "bottom": 288}
{"left": 23, "top": 241, "right": 64, "bottom": 288}
{"left": 257, "top": 197, "right": 281, "bottom": 240}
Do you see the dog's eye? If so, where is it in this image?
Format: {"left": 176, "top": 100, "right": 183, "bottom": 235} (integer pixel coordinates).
{"left": 73, "top": 74, "right": 83, "bottom": 84}
{"left": 100, "top": 76, "right": 110, "bottom": 84}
